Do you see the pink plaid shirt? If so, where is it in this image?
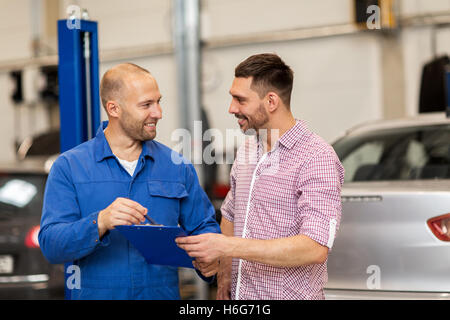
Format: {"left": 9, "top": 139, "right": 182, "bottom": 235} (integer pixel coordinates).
{"left": 221, "top": 120, "right": 344, "bottom": 300}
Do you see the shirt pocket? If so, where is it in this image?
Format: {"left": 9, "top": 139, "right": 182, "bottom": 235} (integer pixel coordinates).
{"left": 147, "top": 181, "right": 188, "bottom": 225}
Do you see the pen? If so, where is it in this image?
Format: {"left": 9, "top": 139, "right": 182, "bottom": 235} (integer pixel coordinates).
{"left": 143, "top": 213, "right": 162, "bottom": 226}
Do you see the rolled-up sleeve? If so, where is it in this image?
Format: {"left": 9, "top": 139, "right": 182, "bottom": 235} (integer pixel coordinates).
{"left": 38, "top": 156, "right": 110, "bottom": 264}
{"left": 296, "top": 150, "right": 344, "bottom": 249}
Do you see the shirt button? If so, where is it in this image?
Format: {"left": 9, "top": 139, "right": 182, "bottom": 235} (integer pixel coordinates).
{"left": 95, "top": 239, "right": 98, "bottom": 242}
{"left": 93, "top": 220, "right": 97, "bottom": 224}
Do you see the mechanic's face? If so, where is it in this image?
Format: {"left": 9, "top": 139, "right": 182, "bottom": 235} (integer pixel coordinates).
{"left": 228, "top": 77, "right": 269, "bottom": 134}
{"left": 119, "top": 74, "right": 162, "bottom": 141}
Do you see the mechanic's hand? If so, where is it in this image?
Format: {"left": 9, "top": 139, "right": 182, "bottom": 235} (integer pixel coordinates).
{"left": 97, "top": 197, "right": 147, "bottom": 237}
{"left": 193, "top": 259, "right": 219, "bottom": 278}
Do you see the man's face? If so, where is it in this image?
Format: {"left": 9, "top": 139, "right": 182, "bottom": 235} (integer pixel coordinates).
{"left": 119, "top": 74, "right": 162, "bottom": 141}
{"left": 228, "top": 77, "right": 269, "bottom": 134}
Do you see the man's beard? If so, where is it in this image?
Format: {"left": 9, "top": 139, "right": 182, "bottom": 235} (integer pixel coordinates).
{"left": 238, "top": 103, "right": 269, "bottom": 136}
{"left": 120, "top": 109, "right": 156, "bottom": 141}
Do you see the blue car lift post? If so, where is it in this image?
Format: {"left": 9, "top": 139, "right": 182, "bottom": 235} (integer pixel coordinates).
{"left": 57, "top": 18, "right": 101, "bottom": 299}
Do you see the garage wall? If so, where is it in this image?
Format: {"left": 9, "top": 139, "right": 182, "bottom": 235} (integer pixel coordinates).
{"left": 402, "top": 26, "right": 450, "bottom": 116}
{"left": 0, "top": 0, "right": 33, "bottom": 61}
{"left": 0, "top": 0, "right": 449, "bottom": 162}
{"left": 399, "top": 0, "right": 450, "bottom": 116}
{"left": 66, "top": 0, "right": 381, "bottom": 146}
{"left": 400, "top": 0, "right": 450, "bottom": 16}
{"left": 201, "top": 0, "right": 352, "bottom": 37}
{"left": 0, "top": 74, "right": 16, "bottom": 162}
{"left": 66, "top": 0, "right": 172, "bottom": 50}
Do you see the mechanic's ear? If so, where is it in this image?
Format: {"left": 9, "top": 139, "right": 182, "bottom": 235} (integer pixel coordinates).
{"left": 105, "top": 101, "right": 120, "bottom": 118}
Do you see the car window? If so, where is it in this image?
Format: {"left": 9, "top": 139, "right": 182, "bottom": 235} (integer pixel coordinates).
{"left": 0, "top": 173, "right": 46, "bottom": 217}
{"left": 333, "top": 124, "right": 450, "bottom": 182}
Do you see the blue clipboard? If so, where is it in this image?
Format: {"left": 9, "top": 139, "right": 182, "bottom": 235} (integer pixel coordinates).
{"left": 115, "top": 225, "right": 194, "bottom": 269}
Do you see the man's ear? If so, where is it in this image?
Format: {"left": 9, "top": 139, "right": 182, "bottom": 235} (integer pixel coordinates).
{"left": 105, "top": 101, "right": 120, "bottom": 118}
{"left": 266, "top": 92, "right": 280, "bottom": 113}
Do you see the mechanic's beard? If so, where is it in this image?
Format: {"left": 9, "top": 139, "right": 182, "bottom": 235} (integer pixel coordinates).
{"left": 120, "top": 111, "right": 155, "bottom": 141}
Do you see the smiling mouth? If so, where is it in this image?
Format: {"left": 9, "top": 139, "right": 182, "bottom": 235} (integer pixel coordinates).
{"left": 238, "top": 118, "right": 247, "bottom": 127}
{"left": 144, "top": 122, "right": 157, "bottom": 129}
{"left": 235, "top": 114, "right": 248, "bottom": 126}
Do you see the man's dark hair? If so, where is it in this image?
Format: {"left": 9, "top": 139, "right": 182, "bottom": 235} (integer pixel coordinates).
{"left": 235, "top": 53, "right": 294, "bottom": 107}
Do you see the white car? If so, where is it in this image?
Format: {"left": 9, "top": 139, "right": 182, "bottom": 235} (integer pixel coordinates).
{"left": 325, "top": 112, "right": 450, "bottom": 300}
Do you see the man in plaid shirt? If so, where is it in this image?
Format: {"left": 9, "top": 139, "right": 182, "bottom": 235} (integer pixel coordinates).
{"left": 176, "top": 53, "right": 344, "bottom": 300}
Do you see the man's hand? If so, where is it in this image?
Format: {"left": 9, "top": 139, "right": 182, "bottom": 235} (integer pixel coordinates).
{"left": 216, "top": 257, "right": 232, "bottom": 300}
{"left": 175, "top": 233, "right": 231, "bottom": 264}
{"left": 193, "top": 259, "right": 219, "bottom": 278}
{"left": 97, "top": 197, "right": 147, "bottom": 237}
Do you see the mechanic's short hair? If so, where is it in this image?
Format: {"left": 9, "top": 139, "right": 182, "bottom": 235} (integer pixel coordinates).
{"left": 100, "top": 63, "right": 151, "bottom": 110}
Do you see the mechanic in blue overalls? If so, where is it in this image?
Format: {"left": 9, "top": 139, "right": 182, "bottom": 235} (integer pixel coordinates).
{"left": 39, "top": 63, "right": 220, "bottom": 299}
